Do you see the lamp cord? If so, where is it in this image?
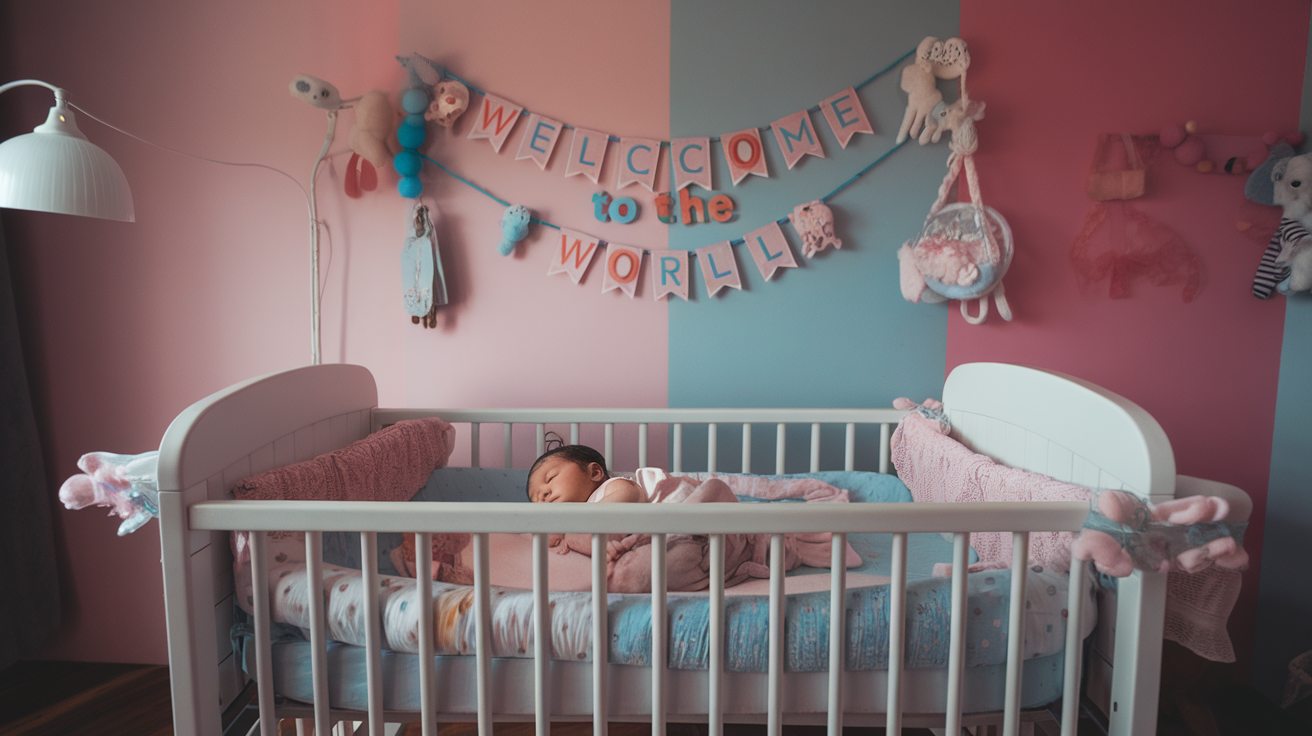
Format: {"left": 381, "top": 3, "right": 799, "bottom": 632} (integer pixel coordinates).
{"left": 68, "top": 102, "right": 334, "bottom": 365}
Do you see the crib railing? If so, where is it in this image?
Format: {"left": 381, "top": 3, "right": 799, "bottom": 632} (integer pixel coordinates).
{"left": 372, "top": 409, "right": 904, "bottom": 474}
{"left": 183, "top": 499, "right": 1091, "bottom": 736}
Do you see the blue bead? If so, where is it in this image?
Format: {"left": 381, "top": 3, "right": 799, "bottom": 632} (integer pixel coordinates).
{"left": 393, "top": 150, "right": 422, "bottom": 177}
{"left": 396, "top": 123, "right": 426, "bottom": 149}
{"left": 405, "top": 113, "right": 426, "bottom": 128}
{"left": 401, "top": 88, "right": 429, "bottom": 115}
{"left": 398, "top": 176, "right": 423, "bottom": 198}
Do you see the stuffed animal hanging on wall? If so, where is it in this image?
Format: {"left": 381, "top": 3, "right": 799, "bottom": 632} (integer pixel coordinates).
{"left": 1246, "top": 141, "right": 1312, "bottom": 298}
{"left": 402, "top": 203, "right": 448, "bottom": 328}
{"left": 896, "top": 37, "right": 1012, "bottom": 325}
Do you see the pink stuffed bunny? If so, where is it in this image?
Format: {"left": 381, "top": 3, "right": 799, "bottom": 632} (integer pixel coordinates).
{"left": 58, "top": 451, "right": 160, "bottom": 536}
{"left": 1071, "top": 490, "right": 1248, "bottom": 576}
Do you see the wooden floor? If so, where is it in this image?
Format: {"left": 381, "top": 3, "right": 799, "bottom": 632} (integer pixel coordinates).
{"left": 3, "top": 658, "right": 1310, "bottom": 736}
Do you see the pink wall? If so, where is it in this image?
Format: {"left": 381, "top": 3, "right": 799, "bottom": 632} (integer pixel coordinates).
{"left": 397, "top": 0, "right": 672, "bottom": 470}
{"left": 956, "top": 0, "right": 1311, "bottom": 678}
{"left": 5, "top": 0, "right": 402, "bottom": 663}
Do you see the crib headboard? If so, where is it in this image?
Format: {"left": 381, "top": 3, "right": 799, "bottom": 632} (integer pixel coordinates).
{"left": 942, "top": 363, "right": 1175, "bottom": 503}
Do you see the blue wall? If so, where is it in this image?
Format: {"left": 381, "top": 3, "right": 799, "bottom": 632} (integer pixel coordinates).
{"left": 1251, "top": 13, "right": 1312, "bottom": 702}
{"left": 667, "top": 0, "right": 959, "bottom": 472}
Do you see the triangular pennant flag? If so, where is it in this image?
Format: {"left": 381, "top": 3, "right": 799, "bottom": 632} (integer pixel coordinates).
{"left": 601, "top": 243, "right": 644, "bottom": 298}
{"left": 820, "top": 87, "right": 874, "bottom": 149}
{"left": 514, "top": 113, "right": 563, "bottom": 170}
{"left": 743, "top": 221, "right": 798, "bottom": 281}
{"left": 720, "top": 128, "right": 769, "bottom": 186}
{"left": 770, "top": 110, "right": 825, "bottom": 169}
{"left": 467, "top": 93, "right": 523, "bottom": 153}
{"left": 616, "top": 138, "right": 661, "bottom": 191}
{"left": 670, "top": 137, "right": 712, "bottom": 191}
{"left": 564, "top": 128, "right": 610, "bottom": 184}
{"left": 695, "top": 241, "right": 743, "bottom": 298}
{"left": 546, "top": 229, "right": 600, "bottom": 284}
{"left": 649, "top": 249, "right": 690, "bottom": 301}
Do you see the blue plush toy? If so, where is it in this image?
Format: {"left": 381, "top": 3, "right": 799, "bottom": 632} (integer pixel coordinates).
{"left": 499, "top": 204, "right": 531, "bottom": 256}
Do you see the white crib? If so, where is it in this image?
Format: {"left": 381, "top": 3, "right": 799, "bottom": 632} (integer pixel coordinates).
{"left": 154, "top": 361, "right": 1214, "bottom": 736}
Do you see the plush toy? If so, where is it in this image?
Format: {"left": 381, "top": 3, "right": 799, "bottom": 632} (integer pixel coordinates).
{"left": 344, "top": 89, "right": 398, "bottom": 199}
{"left": 1071, "top": 489, "right": 1248, "bottom": 576}
{"left": 788, "top": 200, "right": 842, "bottom": 257}
{"left": 498, "top": 204, "right": 531, "bottom": 256}
{"left": 898, "top": 36, "right": 971, "bottom": 145}
{"left": 1245, "top": 141, "right": 1312, "bottom": 298}
{"left": 58, "top": 451, "right": 161, "bottom": 536}
{"left": 425, "top": 79, "right": 470, "bottom": 128}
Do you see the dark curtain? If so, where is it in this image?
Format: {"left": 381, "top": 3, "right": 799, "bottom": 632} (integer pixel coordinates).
{"left": 0, "top": 221, "right": 59, "bottom": 669}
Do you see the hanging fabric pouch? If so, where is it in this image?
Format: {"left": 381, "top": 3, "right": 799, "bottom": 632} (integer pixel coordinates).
{"left": 1086, "top": 133, "right": 1145, "bottom": 201}
{"left": 402, "top": 204, "right": 448, "bottom": 327}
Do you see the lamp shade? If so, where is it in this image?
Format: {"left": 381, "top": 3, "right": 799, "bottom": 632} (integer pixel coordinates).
{"left": 0, "top": 103, "right": 133, "bottom": 222}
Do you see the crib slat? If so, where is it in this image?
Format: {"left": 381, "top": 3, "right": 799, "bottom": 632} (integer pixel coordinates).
{"left": 505, "top": 424, "right": 514, "bottom": 469}
{"left": 306, "top": 532, "right": 332, "bottom": 736}
{"left": 810, "top": 423, "right": 821, "bottom": 472}
{"left": 775, "top": 424, "right": 786, "bottom": 475}
{"left": 571, "top": 422, "right": 580, "bottom": 446}
{"left": 360, "top": 532, "right": 384, "bottom": 736}
{"left": 416, "top": 533, "right": 436, "bottom": 736}
{"left": 533, "top": 533, "right": 552, "bottom": 736}
{"left": 1061, "top": 561, "right": 1086, "bottom": 736}
{"left": 879, "top": 423, "right": 891, "bottom": 474}
{"left": 1002, "top": 532, "right": 1031, "bottom": 736}
{"left": 592, "top": 534, "right": 609, "bottom": 736}
{"left": 709, "top": 534, "right": 725, "bottom": 736}
{"left": 827, "top": 533, "right": 847, "bottom": 736}
{"left": 471, "top": 422, "right": 481, "bottom": 468}
{"left": 249, "top": 532, "right": 276, "bottom": 736}
{"left": 638, "top": 423, "right": 648, "bottom": 468}
{"left": 945, "top": 532, "right": 971, "bottom": 735}
{"left": 707, "top": 423, "right": 717, "bottom": 473}
{"left": 887, "top": 532, "right": 907, "bottom": 734}
{"left": 741, "top": 423, "right": 752, "bottom": 473}
{"left": 768, "top": 533, "right": 785, "bottom": 736}
{"left": 673, "top": 424, "right": 683, "bottom": 473}
{"left": 537, "top": 423, "right": 546, "bottom": 457}
{"left": 475, "top": 533, "right": 493, "bottom": 736}
{"left": 844, "top": 423, "right": 856, "bottom": 472}
{"left": 651, "top": 533, "right": 667, "bottom": 736}
{"left": 605, "top": 424, "right": 614, "bottom": 469}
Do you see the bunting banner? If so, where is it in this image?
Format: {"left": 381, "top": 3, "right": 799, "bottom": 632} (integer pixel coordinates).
{"left": 564, "top": 128, "right": 610, "bottom": 184}
{"left": 616, "top": 137, "right": 661, "bottom": 191}
{"left": 601, "top": 243, "right": 644, "bottom": 298}
{"left": 514, "top": 113, "right": 563, "bottom": 169}
{"left": 467, "top": 93, "right": 523, "bottom": 153}
{"left": 670, "top": 137, "right": 712, "bottom": 191}
{"left": 820, "top": 87, "right": 875, "bottom": 149}
{"left": 721, "top": 127, "right": 770, "bottom": 186}
{"left": 743, "top": 221, "right": 799, "bottom": 281}
{"left": 650, "top": 250, "right": 690, "bottom": 301}
{"left": 771, "top": 110, "right": 825, "bottom": 169}
{"left": 696, "top": 241, "right": 743, "bottom": 298}
{"left": 546, "top": 228, "right": 600, "bottom": 284}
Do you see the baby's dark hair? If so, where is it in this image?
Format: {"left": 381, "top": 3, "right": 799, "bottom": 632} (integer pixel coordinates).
{"left": 526, "top": 443, "right": 609, "bottom": 499}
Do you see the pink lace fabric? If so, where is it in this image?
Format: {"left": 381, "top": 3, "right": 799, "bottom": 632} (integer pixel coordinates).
{"left": 891, "top": 410, "right": 1242, "bottom": 662}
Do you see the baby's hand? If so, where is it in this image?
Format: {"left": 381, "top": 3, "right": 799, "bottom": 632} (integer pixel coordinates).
{"left": 606, "top": 539, "right": 627, "bottom": 562}
{"left": 548, "top": 533, "right": 569, "bottom": 555}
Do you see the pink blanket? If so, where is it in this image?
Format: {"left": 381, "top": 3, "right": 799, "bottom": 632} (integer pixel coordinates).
{"left": 233, "top": 418, "right": 455, "bottom": 503}
{"left": 604, "top": 474, "right": 859, "bottom": 593}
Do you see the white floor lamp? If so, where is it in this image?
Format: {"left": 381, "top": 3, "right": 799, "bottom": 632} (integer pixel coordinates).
{"left": 0, "top": 79, "right": 327, "bottom": 364}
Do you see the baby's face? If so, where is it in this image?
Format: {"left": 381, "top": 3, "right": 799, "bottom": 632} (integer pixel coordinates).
{"left": 528, "top": 457, "right": 605, "bottom": 503}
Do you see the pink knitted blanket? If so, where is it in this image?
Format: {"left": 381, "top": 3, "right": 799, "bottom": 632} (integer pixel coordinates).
{"left": 890, "top": 408, "right": 1242, "bottom": 662}
{"left": 234, "top": 417, "right": 456, "bottom": 502}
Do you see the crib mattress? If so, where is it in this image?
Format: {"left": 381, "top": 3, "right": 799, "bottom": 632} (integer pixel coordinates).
{"left": 232, "top": 469, "right": 1095, "bottom": 712}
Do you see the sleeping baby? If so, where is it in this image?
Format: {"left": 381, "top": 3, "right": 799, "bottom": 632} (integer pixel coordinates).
{"left": 526, "top": 443, "right": 645, "bottom": 557}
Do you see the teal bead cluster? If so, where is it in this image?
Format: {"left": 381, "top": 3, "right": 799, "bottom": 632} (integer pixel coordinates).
{"left": 395, "top": 87, "right": 430, "bottom": 198}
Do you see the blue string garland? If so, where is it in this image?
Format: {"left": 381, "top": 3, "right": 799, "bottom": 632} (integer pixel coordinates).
{"left": 400, "top": 47, "right": 914, "bottom": 144}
